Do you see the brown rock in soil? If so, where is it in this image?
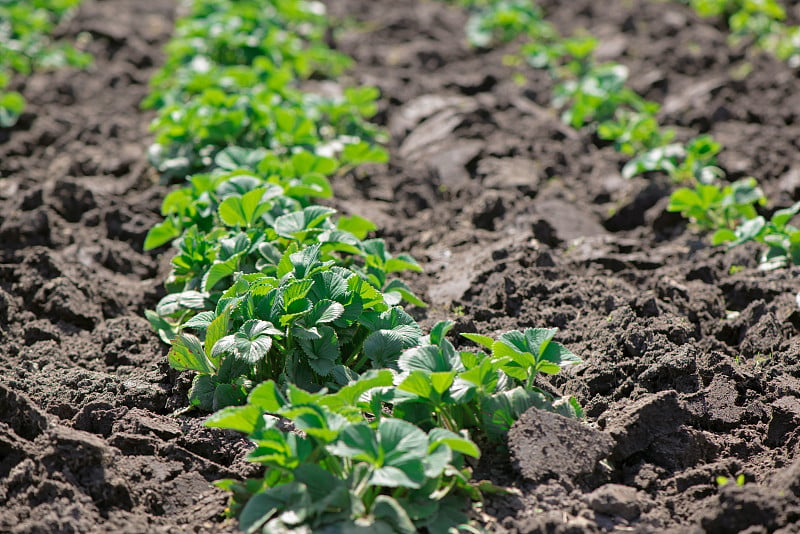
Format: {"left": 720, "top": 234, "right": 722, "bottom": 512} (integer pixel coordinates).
{"left": 767, "top": 396, "right": 800, "bottom": 447}
{"left": 696, "top": 485, "right": 791, "bottom": 534}
{"left": 684, "top": 375, "right": 746, "bottom": 431}
{"left": 605, "top": 390, "right": 689, "bottom": 462}
{"left": 586, "top": 483, "right": 652, "bottom": 520}
{"left": 508, "top": 407, "right": 613, "bottom": 482}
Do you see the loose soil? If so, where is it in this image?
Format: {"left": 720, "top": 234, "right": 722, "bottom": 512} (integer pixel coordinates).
{"left": 2, "top": 0, "right": 800, "bottom": 532}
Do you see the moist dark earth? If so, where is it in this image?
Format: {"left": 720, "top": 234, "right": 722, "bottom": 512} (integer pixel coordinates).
{"left": 2, "top": 0, "right": 800, "bottom": 532}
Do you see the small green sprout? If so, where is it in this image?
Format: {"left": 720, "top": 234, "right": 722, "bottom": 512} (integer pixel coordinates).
{"left": 716, "top": 473, "right": 746, "bottom": 487}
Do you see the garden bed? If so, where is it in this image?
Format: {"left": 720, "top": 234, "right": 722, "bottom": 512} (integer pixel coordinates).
{"left": 1, "top": 0, "right": 800, "bottom": 532}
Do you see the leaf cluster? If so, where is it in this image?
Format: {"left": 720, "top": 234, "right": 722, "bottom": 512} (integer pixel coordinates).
{"left": 207, "top": 371, "right": 482, "bottom": 534}
{"left": 163, "top": 253, "right": 426, "bottom": 410}
{"left": 688, "top": 0, "right": 800, "bottom": 66}
{"left": 204, "top": 318, "right": 583, "bottom": 532}
{"left": 712, "top": 200, "right": 800, "bottom": 270}
{"left": 391, "top": 322, "right": 583, "bottom": 440}
{"left": 143, "top": 0, "right": 386, "bottom": 178}
{"left": 462, "top": 0, "right": 554, "bottom": 48}
{"left": 0, "top": 0, "right": 92, "bottom": 127}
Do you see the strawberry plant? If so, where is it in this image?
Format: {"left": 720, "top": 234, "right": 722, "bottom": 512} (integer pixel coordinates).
{"left": 667, "top": 177, "right": 764, "bottom": 232}
{"left": 165, "top": 257, "right": 427, "bottom": 409}
{"left": 142, "top": 0, "right": 386, "bottom": 179}
{"left": 598, "top": 109, "right": 675, "bottom": 157}
{"left": 463, "top": 0, "right": 552, "bottom": 47}
{"left": 391, "top": 323, "right": 583, "bottom": 439}
{"left": 206, "top": 372, "right": 483, "bottom": 533}
{"left": 623, "top": 135, "right": 725, "bottom": 183}
{"left": 203, "top": 321, "right": 583, "bottom": 531}
{"left": 712, "top": 201, "right": 800, "bottom": 270}
{"left": 684, "top": 0, "right": 800, "bottom": 66}
{"left": 0, "top": 0, "right": 92, "bottom": 127}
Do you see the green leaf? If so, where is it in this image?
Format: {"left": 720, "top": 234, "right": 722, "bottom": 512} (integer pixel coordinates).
{"left": 734, "top": 216, "right": 766, "bottom": 244}
{"left": 306, "top": 299, "right": 345, "bottom": 325}
{"left": 213, "top": 383, "right": 247, "bottom": 410}
{"left": 342, "top": 141, "right": 389, "bottom": 165}
{"left": 169, "top": 333, "right": 215, "bottom": 373}
{"left": 144, "top": 218, "right": 181, "bottom": 250}
{"left": 205, "top": 256, "right": 240, "bottom": 291}
{"left": 248, "top": 380, "right": 285, "bottom": 413}
{"left": 219, "top": 196, "right": 248, "bottom": 227}
{"left": 430, "top": 371, "right": 455, "bottom": 394}
{"left": 298, "top": 325, "right": 340, "bottom": 374}
{"left": 205, "top": 306, "right": 231, "bottom": 361}
{"left": 219, "top": 188, "right": 269, "bottom": 227}
{"left": 233, "top": 319, "right": 281, "bottom": 364}
{"left": 188, "top": 374, "right": 216, "bottom": 411}
{"left": 461, "top": 333, "right": 495, "bottom": 350}
{"left": 712, "top": 229, "right": 737, "bottom": 245}
{"left": 183, "top": 311, "right": 216, "bottom": 330}
{"left": 429, "top": 321, "right": 454, "bottom": 347}
{"left": 540, "top": 339, "right": 581, "bottom": 367}
{"left": 481, "top": 387, "right": 549, "bottom": 438}
{"left": 384, "top": 257, "right": 422, "bottom": 273}
{"left": 363, "top": 330, "right": 408, "bottom": 367}
{"left": 145, "top": 309, "right": 177, "bottom": 344}
{"left": 428, "top": 428, "right": 481, "bottom": 458}
{"left": 156, "top": 291, "right": 209, "bottom": 317}
{"left": 397, "top": 371, "right": 433, "bottom": 399}
{"left": 771, "top": 201, "right": 800, "bottom": 229}
{"left": 377, "top": 418, "right": 428, "bottom": 473}
{"left": 291, "top": 150, "right": 338, "bottom": 175}
{"left": 239, "top": 482, "right": 308, "bottom": 534}
{"left": 329, "top": 423, "right": 380, "bottom": 463}
{"left": 322, "top": 369, "right": 394, "bottom": 412}
{"left": 338, "top": 215, "right": 377, "bottom": 240}
{"left": 274, "top": 206, "right": 336, "bottom": 239}
{"left": 283, "top": 279, "right": 315, "bottom": 307}
{"left": 0, "top": 91, "right": 25, "bottom": 128}
{"left": 384, "top": 279, "right": 427, "bottom": 308}
{"left": 371, "top": 496, "right": 416, "bottom": 534}
{"left": 205, "top": 403, "right": 262, "bottom": 433}
{"left": 399, "top": 345, "right": 461, "bottom": 374}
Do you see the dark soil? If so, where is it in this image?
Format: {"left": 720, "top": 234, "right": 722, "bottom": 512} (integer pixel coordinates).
{"left": 2, "top": 0, "right": 800, "bottom": 532}
{"left": 0, "top": 1, "right": 244, "bottom": 531}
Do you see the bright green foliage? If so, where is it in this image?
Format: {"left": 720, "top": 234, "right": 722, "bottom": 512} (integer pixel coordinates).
{"left": 390, "top": 322, "right": 583, "bottom": 440}
{"left": 667, "top": 177, "right": 764, "bottom": 232}
{"left": 167, "top": 257, "right": 428, "bottom": 409}
{"left": 206, "top": 373, "right": 482, "bottom": 533}
{"left": 598, "top": 110, "right": 675, "bottom": 156}
{"left": 623, "top": 135, "right": 725, "bottom": 184}
{"left": 143, "top": 0, "right": 386, "bottom": 178}
{"left": 0, "top": 0, "right": 92, "bottom": 127}
{"left": 686, "top": 0, "right": 800, "bottom": 66}
{"left": 464, "top": 0, "right": 553, "bottom": 47}
{"left": 712, "top": 201, "right": 800, "bottom": 270}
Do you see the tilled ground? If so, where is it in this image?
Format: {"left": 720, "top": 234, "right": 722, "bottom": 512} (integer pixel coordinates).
{"left": 1, "top": 0, "right": 800, "bottom": 532}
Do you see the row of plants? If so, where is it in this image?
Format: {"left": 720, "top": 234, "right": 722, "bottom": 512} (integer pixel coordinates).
{"left": 0, "top": 0, "right": 91, "bottom": 127}
{"left": 683, "top": 0, "right": 800, "bottom": 67}
{"left": 143, "top": 0, "right": 584, "bottom": 531}
{"left": 451, "top": 0, "right": 800, "bottom": 269}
